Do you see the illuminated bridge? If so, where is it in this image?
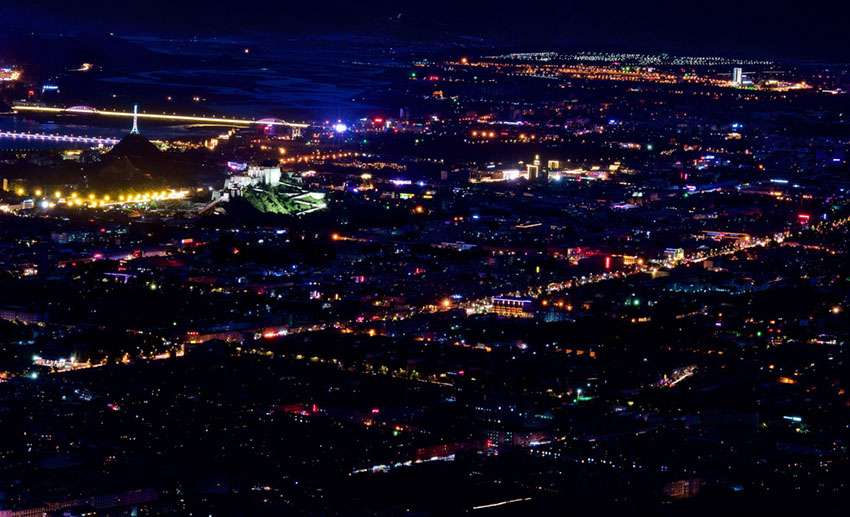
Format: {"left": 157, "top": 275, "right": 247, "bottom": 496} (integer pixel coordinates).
{"left": 12, "top": 104, "right": 310, "bottom": 128}
{"left": 0, "top": 131, "right": 119, "bottom": 145}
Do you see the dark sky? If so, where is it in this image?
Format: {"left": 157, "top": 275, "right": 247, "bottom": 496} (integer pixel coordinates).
{"left": 2, "top": 1, "right": 847, "bottom": 61}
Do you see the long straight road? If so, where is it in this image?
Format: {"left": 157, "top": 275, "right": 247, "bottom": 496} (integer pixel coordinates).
{"left": 13, "top": 104, "right": 310, "bottom": 128}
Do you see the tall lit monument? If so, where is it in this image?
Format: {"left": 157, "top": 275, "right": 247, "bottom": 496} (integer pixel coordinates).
{"left": 130, "top": 104, "right": 140, "bottom": 135}
{"left": 107, "top": 103, "right": 159, "bottom": 158}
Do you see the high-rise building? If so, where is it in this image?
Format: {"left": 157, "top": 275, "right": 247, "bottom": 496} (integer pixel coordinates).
{"left": 732, "top": 67, "right": 743, "bottom": 85}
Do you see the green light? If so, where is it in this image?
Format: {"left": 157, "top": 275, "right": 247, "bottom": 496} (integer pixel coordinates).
{"left": 756, "top": 331, "right": 762, "bottom": 337}
{"left": 392, "top": 430, "right": 400, "bottom": 436}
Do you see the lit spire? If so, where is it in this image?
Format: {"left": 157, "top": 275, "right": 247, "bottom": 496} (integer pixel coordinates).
{"left": 130, "top": 104, "right": 140, "bottom": 135}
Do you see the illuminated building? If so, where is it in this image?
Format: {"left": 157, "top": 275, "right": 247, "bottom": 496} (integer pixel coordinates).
{"left": 491, "top": 297, "right": 533, "bottom": 318}
{"left": 0, "top": 67, "right": 21, "bottom": 81}
{"left": 0, "top": 306, "right": 46, "bottom": 324}
{"left": 526, "top": 155, "right": 543, "bottom": 182}
{"left": 663, "top": 248, "right": 685, "bottom": 262}
{"left": 732, "top": 67, "right": 743, "bottom": 85}
{"left": 663, "top": 478, "right": 702, "bottom": 499}
{"left": 702, "top": 231, "right": 750, "bottom": 243}
{"left": 500, "top": 169, "right": 521, "bottom": 181}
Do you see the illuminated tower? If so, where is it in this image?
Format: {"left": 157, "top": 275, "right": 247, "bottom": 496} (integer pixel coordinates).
{"left": 732, "top": 67, "right": 743, "bottom": 86}
{"left": 130, "top": 104, "right": 140, "bottom": 135}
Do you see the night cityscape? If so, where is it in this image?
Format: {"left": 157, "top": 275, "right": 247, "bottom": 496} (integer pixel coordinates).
{"left": 0, "top": 2, "right": 848, "bottom": 515}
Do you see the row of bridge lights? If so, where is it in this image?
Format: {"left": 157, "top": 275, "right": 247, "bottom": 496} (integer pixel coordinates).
{"left": 0, "top": 132, "right": 115, "bottom": 142}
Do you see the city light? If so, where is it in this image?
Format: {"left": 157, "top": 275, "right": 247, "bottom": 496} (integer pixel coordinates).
{"left": 2, "top": 18, "right": 847, "bottom": 513}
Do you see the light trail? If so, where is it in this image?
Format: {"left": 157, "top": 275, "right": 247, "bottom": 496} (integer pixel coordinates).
{"left": 0, "top": 131, "right": 119, "bottom": 145}
{"left": 13, "top": 105, "right": 310, "bottom": 128}
{"left": 471, "top": 497, "right": 532, "bottom": 510}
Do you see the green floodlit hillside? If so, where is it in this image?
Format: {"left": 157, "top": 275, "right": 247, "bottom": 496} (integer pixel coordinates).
{"left": 242, "top": 183, "right": 327, "bottom": 215}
